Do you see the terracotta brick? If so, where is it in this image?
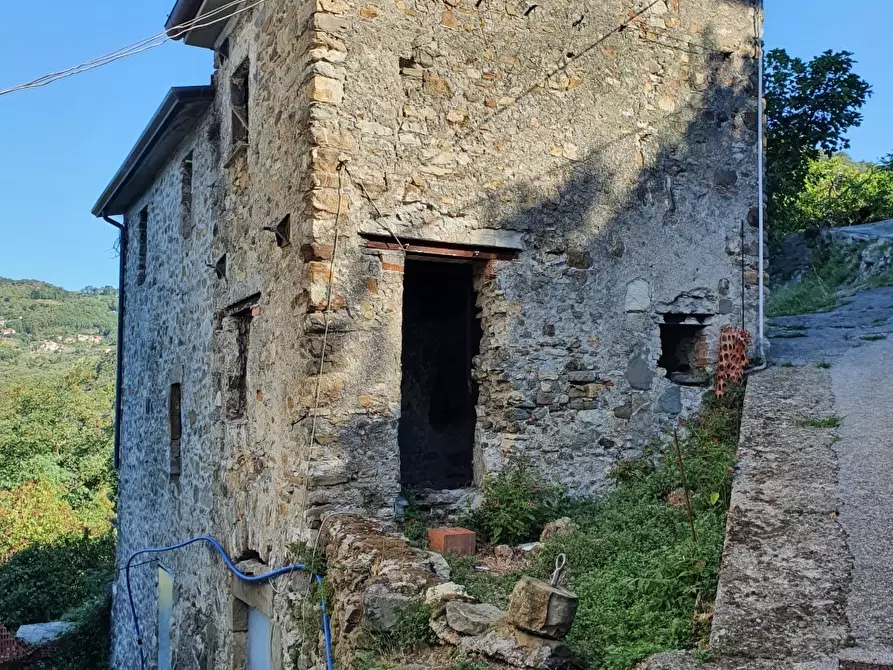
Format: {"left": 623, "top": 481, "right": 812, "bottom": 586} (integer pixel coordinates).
{"left": 428, "top": 527, "right": 476, "bottom": 555}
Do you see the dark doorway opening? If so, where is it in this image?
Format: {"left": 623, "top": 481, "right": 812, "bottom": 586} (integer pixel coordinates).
{"left": 658, "top": 319, "right": 709, "bottom": 385}
{"left": 399, "top": 259, "right": 481, "bottom": 489}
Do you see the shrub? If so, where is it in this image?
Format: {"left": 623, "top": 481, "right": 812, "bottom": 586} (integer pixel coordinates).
{"left": 0, "top": 531, "right": 115, "bottom": 630}
{"left": 461, "top": 458, "right": 564, "bottom": 545}
{"left": 0, "top": 480, "right": 84, "bottom": 561}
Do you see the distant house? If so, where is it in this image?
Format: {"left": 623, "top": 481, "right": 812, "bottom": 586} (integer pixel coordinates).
{"left": 40, "top": 341, "right": 61, "bottom": 352}
{"left": 76, "top": 334, "right": 102, "bottom": 344}
{"left": 1, "top": 328, "right": 15, "bottom": 337}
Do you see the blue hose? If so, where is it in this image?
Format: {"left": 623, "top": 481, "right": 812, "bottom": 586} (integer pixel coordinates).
{"left": 125, "top": 536, "right": 334, "bottom": 670}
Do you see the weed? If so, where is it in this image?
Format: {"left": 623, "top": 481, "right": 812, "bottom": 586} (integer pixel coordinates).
{"left": 871, "top": 317, "right": 888, "bottom": 326}
{"left": 452, "top": 387, "right": 745, "bottom": 670}
{"left": 445, "top": 554, "right": 520, "bottom": 608}
{"left": 460, "top": 458, "right": 564, "bottom": 545}
{"left": 453, "top": 657, "right": 491, "bottom": 670}
{"left": 358, "top": 601, "right": 436, "bottom": 668}
{"left": 398, "top": 489, "right": 431, "bottom": 548}
{"left": 815, "top": 361, "right": 831, "bottom": 369}
{"left": 287, "top": 540, "right": 327, "bottom": 576}
{"left": 798, "top": 414, "right": 841, "bottom": 429}
{"left": 861, "top": 334, "right": 887, "bottom": 341}
{"left": 780, "top": 361, "right": 795, "bottom": 367}
{"left": 773, "top": 332, "right": 807, "bottom": 338}
{"left": 767, "top": 247, "right": 855, "bottom": 317}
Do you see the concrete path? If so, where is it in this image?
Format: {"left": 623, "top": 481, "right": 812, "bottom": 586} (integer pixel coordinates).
{"left": 770, "top": 285, "right": 893, "bottom": 661}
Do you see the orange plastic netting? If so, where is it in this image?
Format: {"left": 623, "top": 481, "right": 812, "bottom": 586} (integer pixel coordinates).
{"left": 715, "top": 327, "right": 750, "bottom": 397}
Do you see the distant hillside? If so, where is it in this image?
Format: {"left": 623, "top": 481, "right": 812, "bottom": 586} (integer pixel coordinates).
{"left": 0, "top": 278, "right": 118, "bottom": 382}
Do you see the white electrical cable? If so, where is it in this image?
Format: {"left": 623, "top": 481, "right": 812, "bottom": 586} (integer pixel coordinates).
{"left": 0, "top": 0, "right": 266, "bottom": 98}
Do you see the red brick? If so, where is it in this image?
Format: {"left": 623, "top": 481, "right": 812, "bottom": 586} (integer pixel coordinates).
{"left": 428, "top": 527, "right": 476, "bottom": 555}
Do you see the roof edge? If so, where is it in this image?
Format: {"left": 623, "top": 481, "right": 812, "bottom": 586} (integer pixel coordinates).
{"left": 165, "top": 0, "right": 203, "bottom": 36}
{"left": 92, "top": 86, "right": 215, "bottom": 218}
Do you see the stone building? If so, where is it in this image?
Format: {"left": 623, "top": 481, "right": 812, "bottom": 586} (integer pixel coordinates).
{"left": 93, "top": 0, "right": 762, "bottom": 666}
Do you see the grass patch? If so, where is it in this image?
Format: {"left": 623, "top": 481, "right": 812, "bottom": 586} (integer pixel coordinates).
{"left": 871, "top": 317, "right": 888, "bottom": 326}
{"left": 773, "top": 332, "right": 807, "bottom": 339}
{"left": 815, "top": 361, "right": 831, "bottom": 369}
{"left": 445, "top": 555, "right": 520, "bottom": 609}
{"left": 454, "top": 388, "right": 745, "bottom": 670}
{"left": 356, "top": 602, "right": 437, "bottom": 670}
{"left": 767, "top": 247, "right": 855, "bottom": 317}
{"left": 861, "top": 334, "right": 887, "bottom": 341}
{"left": 780, "top": 361, "right": 795, "bottom": 367}
{"left": 798, "top": 414, "right": 841, "bottom": 429}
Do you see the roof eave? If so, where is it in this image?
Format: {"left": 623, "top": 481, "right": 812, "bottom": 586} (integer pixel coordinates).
{"left": 166, "top": 0, "right": 234, "bottom": 49}
{"left": 92, "top": 86, "right": 215, "bottom": 218}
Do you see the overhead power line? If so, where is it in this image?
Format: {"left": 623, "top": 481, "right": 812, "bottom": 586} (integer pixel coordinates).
{"left": 0, "top": 0, "right": 266, "bottom": 98}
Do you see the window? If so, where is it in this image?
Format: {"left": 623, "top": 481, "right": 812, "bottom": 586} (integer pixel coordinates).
{"left": 136, "top": 207, "right": 148, "bottom": 286}
{"left": 231, "top": 59, "right": 250, "bottom": 147}
{"left": 219, "top": 295, "right": 259, "bottom": 421}
{"left": 658, "top": 316, "right": 710, "bottom": 385}
{"left": 180, "top": 153, "right": 194, "bottom": 235}
{"left": 157, "top": 567, "right": 174, "bottom": 670}
{"left": 169, "top": 384, "right": 182, "bottom": 479}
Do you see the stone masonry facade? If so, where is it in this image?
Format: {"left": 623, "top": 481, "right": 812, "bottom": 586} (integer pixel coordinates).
{"left": 106, "top": 0, "right": 762, "bottom": 667}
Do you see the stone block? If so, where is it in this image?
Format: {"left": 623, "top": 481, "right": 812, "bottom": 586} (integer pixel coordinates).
{"left": 305, "top": 75, "right": 344, "bottom": 105}
{"left": 445, "top": 601, "right": 505, "bottom": 635}
{"left": 428, "top": 527, "right": 476, "bottom": 555}
{"left": 508, "top": 576, "right": 578, "bottom": 639}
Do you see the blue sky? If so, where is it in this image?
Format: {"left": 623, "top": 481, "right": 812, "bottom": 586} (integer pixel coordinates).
{"left": 0, "top": 1, "right": 890, "bottom": 290}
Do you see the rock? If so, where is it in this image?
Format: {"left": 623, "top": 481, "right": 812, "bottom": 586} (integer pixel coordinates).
{"left": 625, "top": 279, "right": 651, "bottom": 312}
{"left": 539, "top": 517, "right": 576, "bottom": 543}
{"left": 494, "top": 544, "right": 514, "bottom": 561}
{"left": 425, "top": 551, "right": 452, "bottom": 580}
{"left": 508, "top": 576, "right": 579, "bottom": 639}
{"left": 626, "top": 355, "right": 653, "bottom": 390}
{"left": 425, "top": 581, "right": 470, "bottom": 605}
{"left": 657, "top": 386, "right": 682, "bottom": 415}
{"left": 459, "top": 624, "right": 577, "bottom": 669}
{"left": 518, "top": 541, "right": 543, "bottom": 552}
{"left": 362, "top": 585, "right": 415, "bottom": 632}
{"left": 16, "top": 621, "right": 75, "bottom": 646}
{"left": 446, "top": 601, "right": 505, "bottom": 635}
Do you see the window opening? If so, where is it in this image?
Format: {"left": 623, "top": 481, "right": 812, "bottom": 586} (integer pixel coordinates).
{"left": 136, "top": 208, "right": 148, "bottom": 286}
{"left": 231, "top": 59, "right": 250, "bottom": 148}
{"left": 180, "top": 153, "right": 194, "bottom": 235}
{"left": 219, "top": 295, "right": 260, "bottom": 421}
{"left": 659, "top": 318, "right": 709, "bottom": 385}
{"left": 399, "top": 260, "right": 481, "bottom": 489}
{"left": 169, "top": 383, "right": 182, "bottom": 479}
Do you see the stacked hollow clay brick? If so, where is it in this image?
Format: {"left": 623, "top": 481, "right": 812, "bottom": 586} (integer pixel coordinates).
{"left": 715, "top": 328, "right": 751, "bottom": 397}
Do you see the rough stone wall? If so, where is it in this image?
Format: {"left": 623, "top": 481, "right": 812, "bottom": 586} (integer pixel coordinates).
{"left": 309, "top": 0, "right": 762, "bottom": 497}
{"left": 112, "top": 0, "right": 762, "bottom": 667}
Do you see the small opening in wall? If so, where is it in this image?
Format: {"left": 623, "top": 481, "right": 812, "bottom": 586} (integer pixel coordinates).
{"left": 215, "top": 254, "right": 227, "bottom": 280}
{"left": 399, "top": 259, "right": 481, "bottom": 489}
{"left": 136, "top": 207, "right": 148, "bottom": 286}
{"left": 659, "top": 321, "right": 709, "bottom": 385}
{"left": 230, "top": 58, "right": 250, "bottom": 148}
{"left": 169, "top": 383, "right": 182, "bottom": 478}
{"left": 219, "top": 295, "right": 260, "bottom": 421}
{"left": 272, "top": 215, "right": 291, "bottom": 248}
{"left": 180, "top": 153, "right": 194, "bottom": 235}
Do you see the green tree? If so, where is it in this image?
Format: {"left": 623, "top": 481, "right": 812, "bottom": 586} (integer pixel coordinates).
{"left": 765, "top": 48, "right": 872, "bottom": 236}
{"left": 782, "top": 153, "right": 893, "bottom": 232}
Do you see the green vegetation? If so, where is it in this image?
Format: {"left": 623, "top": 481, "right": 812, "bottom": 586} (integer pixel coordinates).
{"left": 460, "top": 458, "right": 564, "bottom": 546}
{"left": 356, "top": 603, "right": 436, "bottom": 670}
{"left": 0, "top": 277, "right": 117, "bottom": 669}
{"left": 451, "top": 388, "right": 744, "bottom": 670}
{"left": 798, "top": 414, "right": 842, "bottom": 429}
{"left": 0, "top": 278, "right": 117, "bottom": 383}
{"left": 815, "top": 361, "right": 832, "bottom": 369}
{"left": 766, "top": 48, "right": 872, "bottom": 237}
{"left": 767, "top": 247, "right": 856, "bottom": 316}
{"left": 861, "top": 334, "right": 887, "bottom": 341}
